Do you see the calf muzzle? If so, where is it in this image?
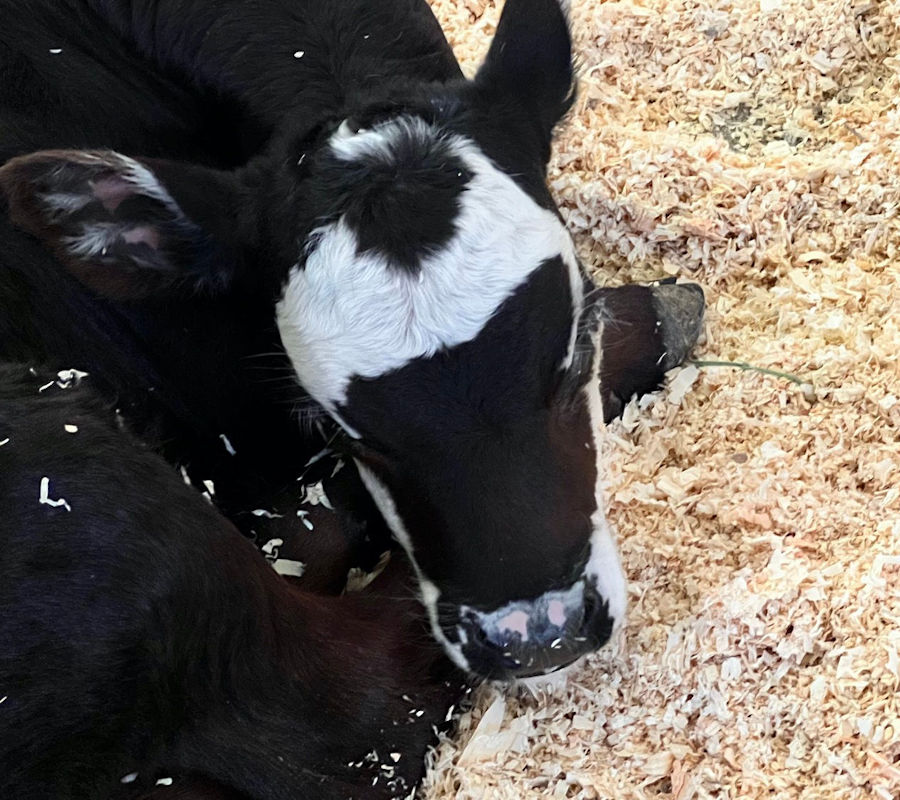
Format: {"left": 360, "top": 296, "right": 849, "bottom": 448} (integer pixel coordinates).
{"left": 454, "top": 580, "right": 614, "bottom": 680}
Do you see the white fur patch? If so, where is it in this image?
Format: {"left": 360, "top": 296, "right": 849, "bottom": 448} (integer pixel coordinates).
{"left": 330, "top": 118, "right": 393, "bottom": 162}
{"left": 109, "top": 154, "right": 182, "bottom": 218}
{"left": 63, "top": 222, "right": 128, "bottom": 258}
{"left": 276, "top": 117, "right": 579, "bottom": 412}
{"left": 354, "top": 460, "right": 471, "bottom": 672}
{"left": 584, "top": 514, "right": 627, "bottom": 629}
{"left": 561, "top": 261, "right": 584, "bottom": 371}
{"left": 581, "top": 318, "right": 628, "bottom": 629}
{"left": 39, "top": 192, "right": 92, "bottom": 216}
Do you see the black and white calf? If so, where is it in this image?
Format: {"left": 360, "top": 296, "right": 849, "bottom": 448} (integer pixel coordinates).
{"left": 0, "top": 0, "right": 704, "bottom": 679}
{"left": 0, "top": 365, "right": 460, "bottom": 800}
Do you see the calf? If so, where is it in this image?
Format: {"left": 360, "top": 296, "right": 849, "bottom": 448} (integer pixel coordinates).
{"left": 0, "top": 0, "right": 704, "bottom": 678}
{"left": 0, "top": 364, "right": 461, "bottom": 800}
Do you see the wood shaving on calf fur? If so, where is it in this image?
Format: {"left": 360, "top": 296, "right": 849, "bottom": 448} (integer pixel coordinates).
{"left": 422, "top": 1, "right": 900, "bottom": 798}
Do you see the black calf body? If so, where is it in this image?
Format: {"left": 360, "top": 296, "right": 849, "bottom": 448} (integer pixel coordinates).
{"left": 0, "top": 365, "right": 458, "bottom": 800}
{"left": 0, "top": 0, "right": 704, "bottom": 681}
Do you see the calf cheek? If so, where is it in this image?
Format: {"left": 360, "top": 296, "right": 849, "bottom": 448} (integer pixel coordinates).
{"left": 399, "top": 453, "right": 596, "bottom": 605}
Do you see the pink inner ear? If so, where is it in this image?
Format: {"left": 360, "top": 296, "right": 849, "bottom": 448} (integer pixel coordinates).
{"left": 90, "top": 176, "right": 136, "bottom": 212}
{"left": 122, "top": 225, "right": 160, "bottom": 249}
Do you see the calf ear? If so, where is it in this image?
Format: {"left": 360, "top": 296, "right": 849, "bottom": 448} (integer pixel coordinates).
{"left": 475, "top": 0, "right": 575, "bottom": 147}
{"left": 0, "top": 150, "right": 245, "bottom": 300}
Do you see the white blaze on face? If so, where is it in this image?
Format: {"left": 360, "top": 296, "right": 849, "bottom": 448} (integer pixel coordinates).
{"left": 275, "top": 117, "right": 581, "bottom": 420}
{"left": 354, "top": 459, "right": 472, "bottom": 673}
{"left": 581, "top": 316, "right": 628, "bottom": 630}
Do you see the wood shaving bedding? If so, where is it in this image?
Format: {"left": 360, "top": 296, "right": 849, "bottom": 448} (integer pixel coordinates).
{"left": 423, "top": 1, "right": 900, "bottom": 798}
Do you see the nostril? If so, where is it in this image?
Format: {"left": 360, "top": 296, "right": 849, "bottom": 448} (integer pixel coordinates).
{"left": 459, "top": 615, "right": 523, "bottom": 672}
{"left": 547, "top": 599, "right": 567, "bottom": 628}
{"left": 494, "top": 609, "right": 530, "bottom": 641}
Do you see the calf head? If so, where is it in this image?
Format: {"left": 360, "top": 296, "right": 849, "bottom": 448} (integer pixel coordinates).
{"left": 0, "top": 0, "right": 627, "bottom": 679}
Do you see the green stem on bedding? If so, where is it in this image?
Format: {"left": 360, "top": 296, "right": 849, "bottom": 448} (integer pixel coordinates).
{"left": 689, "top": 360, "right": 808, "bottom": 387}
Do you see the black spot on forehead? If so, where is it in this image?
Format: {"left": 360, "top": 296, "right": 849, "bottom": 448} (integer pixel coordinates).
{"left": 311, "top": 119, "right": 472, "bottom": 272}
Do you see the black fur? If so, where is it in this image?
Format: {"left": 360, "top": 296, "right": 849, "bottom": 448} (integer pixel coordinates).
{"left": 0, "top": 364, "right": 463, "bottom": 800}
{"left": 0, "top": 0, "right": 392, "bottom": 585}
{"left": 0, "top": 2, "right": 707, "bottom": 791}
{"left": 0, "top": 0, "right": 587, "bottom": 627}
{"left": 0, "top": 0, "right": 702, "bottom": 685}
{"left": 341, "top": 257, "right": 592, "bottom": 608}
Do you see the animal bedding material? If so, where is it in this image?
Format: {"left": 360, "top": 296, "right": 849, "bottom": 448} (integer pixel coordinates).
{"left": 423, "top": 0, "right": 900, "bottom": 798}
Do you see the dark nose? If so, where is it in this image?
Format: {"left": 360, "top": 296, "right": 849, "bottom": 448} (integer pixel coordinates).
{"left": 650, "top": 280, "right": 705, "bottom": 371}
{"left": 453, "top": 581, "right": 615, "bottom": 680}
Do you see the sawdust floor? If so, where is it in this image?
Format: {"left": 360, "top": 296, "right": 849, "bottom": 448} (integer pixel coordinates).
{"left": 422, "top": 1, "right": 900, "bottom": 798}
